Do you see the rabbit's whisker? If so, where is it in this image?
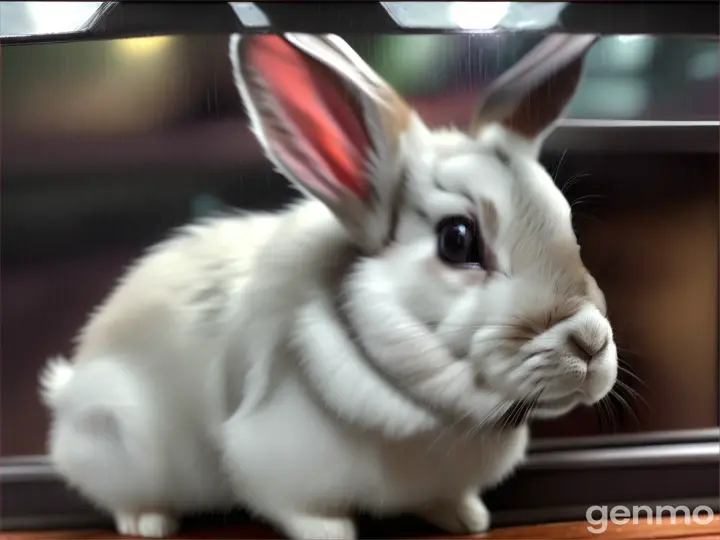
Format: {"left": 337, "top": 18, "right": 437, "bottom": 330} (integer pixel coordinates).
{"left": 560, "top": 172, "right": 590, "bottom": 195}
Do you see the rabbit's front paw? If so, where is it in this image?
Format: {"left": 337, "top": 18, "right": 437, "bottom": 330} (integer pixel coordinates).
{"left": 419, "top": 493, "right": 490, "bottom": 534}
{"left": 280, "top": 514, "right": 357, "bottom": 540}
{"left": 114, "top": 511, "right": 179, "bottom": 538}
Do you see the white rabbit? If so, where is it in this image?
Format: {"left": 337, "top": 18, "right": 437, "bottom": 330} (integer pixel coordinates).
{"left": 39, "top": 32, "right": 617, "bottom": 539}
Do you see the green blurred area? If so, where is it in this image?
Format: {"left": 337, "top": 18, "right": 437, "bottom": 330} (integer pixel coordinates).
{"left": 348, "top": 34, "right": 719, "bottom": 119}
{"left": 2, "top": 32, "right": 718, "bottom": 128}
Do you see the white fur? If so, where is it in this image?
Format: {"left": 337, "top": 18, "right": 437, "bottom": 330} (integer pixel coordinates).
{"left": 40, "top": 34, "right": 616, "bottom": 539}
{"left": 40, "top": 200, "right": 526, "bottom": 538}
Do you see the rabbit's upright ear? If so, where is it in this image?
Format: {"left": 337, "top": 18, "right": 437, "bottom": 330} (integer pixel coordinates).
{"left": 471, "top": 34, "right": 598, "bottom": 158}
{"left": 230, "top": 33, "right": 415, "bottom": 253}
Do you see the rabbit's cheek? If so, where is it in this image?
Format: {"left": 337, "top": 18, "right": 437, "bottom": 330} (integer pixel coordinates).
{"left": 540, "top": 360, "right": 587, "bottom": 399}
{"left": 469, "top": 332, "right": 526, "bottom": 393}
{"left": 422, "top": 256, "right": 485, "bottom": 291}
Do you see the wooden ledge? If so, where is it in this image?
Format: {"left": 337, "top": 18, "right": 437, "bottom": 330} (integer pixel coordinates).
{"left": 3, "top": 516, "right": 719, "bottom": 540}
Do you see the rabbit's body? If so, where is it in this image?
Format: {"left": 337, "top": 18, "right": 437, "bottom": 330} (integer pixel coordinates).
{"left": 43, "top": 197, "right": 526, "bottom": 537}
{"left": 41, "top": 33, "right": 617, "bottom": 539}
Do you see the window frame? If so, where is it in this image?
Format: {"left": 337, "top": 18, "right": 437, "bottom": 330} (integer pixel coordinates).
{"left": 0, "top": 1, "right": 718, "bottom": 45}
{"left": 1, "top": 1, "right": 718, "bottom": 532}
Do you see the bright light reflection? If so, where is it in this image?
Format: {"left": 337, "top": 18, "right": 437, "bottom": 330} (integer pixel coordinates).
{"left": 448, "top": 2, "right": 510, "bottom": 31}
{"left": 114, "top": 36, "right": 174, "bottom": 58}
{"left": 24, "top": 2, "right": 103, "bottom": 35}
{"left": 229, "top": 2, "right": 271, "bottom": 27}
{"left": 616, "top": 35, "right": 647, "bottom": 44}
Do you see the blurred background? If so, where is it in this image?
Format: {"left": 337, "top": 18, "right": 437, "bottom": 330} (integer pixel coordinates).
{"left": 1, "top": 27, "right": 718, "bottom": 456}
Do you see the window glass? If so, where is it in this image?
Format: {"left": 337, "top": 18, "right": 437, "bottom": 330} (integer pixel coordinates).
{"left": 1, "top": 34, "right": 717, "bottom": 457}
{"left": 343, "top": 34, "right": 719, "bottom": 120}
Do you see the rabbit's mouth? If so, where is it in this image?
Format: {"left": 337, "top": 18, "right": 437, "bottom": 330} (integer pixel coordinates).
{"left": 531, "top": 392, "right": 582, "bottom": 418}
{"left": 499, "top": 391, "right": 581, "bottom": 428}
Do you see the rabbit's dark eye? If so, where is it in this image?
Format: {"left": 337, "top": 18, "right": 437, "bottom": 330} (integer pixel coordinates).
{"left": 436, "top": 216, "right": 485, "bottom": 268}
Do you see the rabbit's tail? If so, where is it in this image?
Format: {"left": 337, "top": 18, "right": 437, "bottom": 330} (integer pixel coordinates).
{"left": 39, "top": 355, "right": 75, "bottom": 407}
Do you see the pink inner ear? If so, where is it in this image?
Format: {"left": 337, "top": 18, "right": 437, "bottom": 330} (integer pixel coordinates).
{"left": 247, "top": 35, "right": 371, "bottom": 200}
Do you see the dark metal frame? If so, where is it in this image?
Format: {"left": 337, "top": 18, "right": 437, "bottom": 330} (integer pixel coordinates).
{"left": 544, "top": 120, "right": 719, "bottom": 154}
{"left": 4, "top": 121, "right": 718, "bottom": 178}
{"left": 3, "top": 429, "right": 718, "bottom": 530}
{"left": 1, "top": 1, "right": 719, "bottom": 45}
{"left": 1, "top": 0, "right": 718, "bottom": 533}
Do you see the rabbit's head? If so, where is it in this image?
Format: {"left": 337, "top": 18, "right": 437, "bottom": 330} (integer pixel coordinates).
{"left": 230, "top": 33, "right": 617, "bottom": 429}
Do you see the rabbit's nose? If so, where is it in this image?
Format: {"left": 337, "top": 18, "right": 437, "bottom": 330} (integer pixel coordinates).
{"left": 567, "top": 332, "right": 608, "bottom": 363}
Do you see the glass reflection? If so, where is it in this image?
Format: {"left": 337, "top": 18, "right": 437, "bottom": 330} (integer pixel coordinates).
{"left": 0, "top": 1, "right": 104, "bottom": 38}
{"left": 382, "top": 1, "right": 568, "bottom": 31}
{"left": 1, "top": 33, "right": 718, "bottom": 456}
